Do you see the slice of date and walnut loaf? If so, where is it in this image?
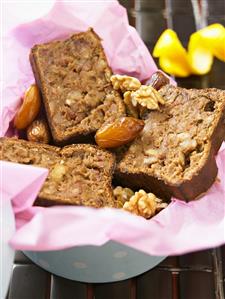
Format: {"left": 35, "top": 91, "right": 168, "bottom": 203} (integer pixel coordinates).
{"left": 0, "top": 138, "right": 115, "bottom": 208}
{"left": 30, "top": 28, "right": 125, "bottom": 145}
{"left": 116, "top": 84, "right": 225, "bottom": 201}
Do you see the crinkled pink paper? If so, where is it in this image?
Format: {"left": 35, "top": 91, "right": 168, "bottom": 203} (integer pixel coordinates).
{"left": 1, "top": 0, "right": 225, "bottom": 255}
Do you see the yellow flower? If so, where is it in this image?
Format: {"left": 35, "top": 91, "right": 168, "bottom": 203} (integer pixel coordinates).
{"left": 153, "top": 29, "right": 192, "bottom": 77}
{"left": 193, "top": 23, "right": 225, "bottom": 61}
{"left": 188, "top": 32, "right": 213, "bottom": 75}
{"left": 153, "top": 24, "right": 225, "bottom": 77}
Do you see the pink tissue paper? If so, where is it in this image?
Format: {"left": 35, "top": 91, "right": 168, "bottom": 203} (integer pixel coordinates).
{"left": 1, "top": 0, "right": 225, "bottom": 255}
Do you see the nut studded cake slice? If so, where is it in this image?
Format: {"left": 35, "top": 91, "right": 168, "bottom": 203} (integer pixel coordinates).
{"left": 116, "top": 85, "right": 225, "bottom": 201}
{"left": 0, "top": 138, "right": 115, "bottom": 208}
{"left": 30, "top": 28, "right": 125, "bottom": 145}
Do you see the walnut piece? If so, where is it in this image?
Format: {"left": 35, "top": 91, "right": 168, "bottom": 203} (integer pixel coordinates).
{"left": 65, "top": 91, "right": 82, "bottom": 107}
{"left": 111, "top": 75, "right": 141, "bottom": 92}
{"left": 130, "top": 85, "right": 165, "bottom": 110}
{"left": 143, "top": 156, "right": 158, "bottom": 166}
{"left": 144, "top": 148, "right": 159, "bottom": 156}
{"left": 123, "top": 91, "right": 139, "bottom": 118}
{"left": 177, "top": 132, "right": 191, "bottom": 141}
{"left": 177, "top": 132, "right": 197, "bottom": 153}
{"left": 178, "top": 151, "right": 185, "bottom": 167}
{"left": 113, "top": 186, "right": 134, "bottom": 208}
{"left": 123, "top": 189, "right": 167, "bottom": 219}
{"left": 111, "top": 75, "right": 165, "bottom": 118}
{"left": 180, "top": 139, "right": 197, "bottom": 153}
{"left": 50, "top": 162, "right": 67, "bottom": 181}
{"left": 143, "top": 148, "right": 159, "bottom": 166}
{"left": 155, "top": 197, "right": 168, "bottom": 212}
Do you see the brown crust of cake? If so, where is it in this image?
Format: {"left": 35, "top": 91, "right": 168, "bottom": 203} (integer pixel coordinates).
{"left": 30, "top": 28, "right": 125, "bottom": 145}
{"left": 116, "top": 146, "right": 218, "bottom": 201}
{"left": 0, "top": 137, "right": 116, "bottom": 208}
{"left": 116, "top": 86, "right": 225, "bottom": 202}
{"left": 29, "top": 51, "right": 58, "bottom": 141}
{"left": 0, "top": 136, "right": 60, "bottom": 155}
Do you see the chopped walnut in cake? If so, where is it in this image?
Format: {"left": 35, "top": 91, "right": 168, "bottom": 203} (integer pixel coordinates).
{"left": 111, "top": 75, "right": 141, "bottom": 92}
{"left": 143, "top": 148, "right": 159, "bottom": 165}
{"left": 123, "top": 189, "right": 168, "bottom": 219}
{"left": 178, "top": 151, "right": 185, "bottom": 167}
{"left": 180, "top": 139, "right": 197, "bottom": 153}
{"left": 177, "top": 132, "right": 197, "bottom": 153}
{"left": 50, "top": 161, "right": 67, "bottom": 181}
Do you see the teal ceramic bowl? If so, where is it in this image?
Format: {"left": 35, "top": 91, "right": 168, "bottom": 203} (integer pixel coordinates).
{"left": 24, "top": 241, "right": 165, "bottom": 283}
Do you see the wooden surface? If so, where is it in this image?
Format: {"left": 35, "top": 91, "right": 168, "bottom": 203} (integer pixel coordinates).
{"left": 6, "top": 247, "right": 225, "bottom": 299}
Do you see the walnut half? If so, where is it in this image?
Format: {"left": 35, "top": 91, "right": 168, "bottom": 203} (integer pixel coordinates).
{"left": 123, "top": 189, "right": 167, "bottom": 219}
{"left": 130, "top": 85, "right": 165, "bottom": 110}
{"left": 111, "top": 75, "right": 141, "bottom": 92}
{"left": 111, "top": 74, "right": 166, "bottom": 119}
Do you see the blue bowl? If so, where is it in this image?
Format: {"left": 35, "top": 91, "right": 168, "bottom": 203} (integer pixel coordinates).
{"left": 24, "top": 241, "right": 165, "bottom": 283}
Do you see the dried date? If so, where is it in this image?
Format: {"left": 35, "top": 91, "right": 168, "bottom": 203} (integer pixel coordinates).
{"left": 27, "top": 119, "right": 50, "bottom": 144}
{"left": 14, "top": 84, "right": 41, "bottom": 129}
{"left": 95, "top": 117, "right": 145, "bottom": 148}
{"left": 148, "top": 71, "right": 169, "bottom": 90}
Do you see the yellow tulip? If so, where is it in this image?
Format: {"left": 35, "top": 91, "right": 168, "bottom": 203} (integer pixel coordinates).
{"left": 194, "top": 23, "right": 225, "bottom": 61}
{"left": 153, "top": 29, "right": 187, "bottom": 58}
{"left": 153, "top": 29, "right": 192, "bottom": 77}
{"left": 188, "top": 32, "right": 214, "bottom": 75}
{"left": 159, "top": 56, "right": 192, "bottom": 77}
{"left": 213, "top": 33, "right": 225, "bottom": 61}
{"left": 153, "top": 25, "right": 225, "bottom": 77}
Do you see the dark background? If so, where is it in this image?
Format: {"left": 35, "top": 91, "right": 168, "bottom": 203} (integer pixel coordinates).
{"left": 6, "top": 0, "right": 225, "bottom": 298}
